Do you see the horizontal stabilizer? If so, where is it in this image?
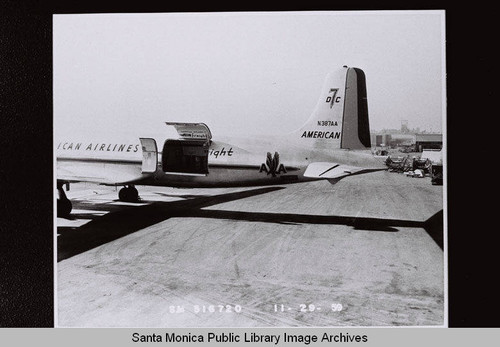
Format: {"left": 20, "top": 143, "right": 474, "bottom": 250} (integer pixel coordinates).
{"left": 304, "top": 162, "right": 382, "bottom": 180}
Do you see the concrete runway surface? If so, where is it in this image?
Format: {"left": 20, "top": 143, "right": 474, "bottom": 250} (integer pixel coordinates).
{"left": 56, "top": 171, "right": 444, "bottom": 327}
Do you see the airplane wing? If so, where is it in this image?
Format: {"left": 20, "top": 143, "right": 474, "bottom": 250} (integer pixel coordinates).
{"left": 56, "top": 159, "right": 149, "bottom": 185}
{"left": 304, "top": 162, "right": 384, "bottom": 182}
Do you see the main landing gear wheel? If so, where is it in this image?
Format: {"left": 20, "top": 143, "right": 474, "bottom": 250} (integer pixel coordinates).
{"left": 118, "top": 185, "right": 139, "bottom": 202}
{"left": 57, "top": 184, "right": 72, "bottom": 217}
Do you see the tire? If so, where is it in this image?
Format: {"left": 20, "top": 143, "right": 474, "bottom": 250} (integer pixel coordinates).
{"left": 57, "top": 199, "right": 72, "bottom": 217}
{"left": 119, "top": 188, "right": 128, "bottom": 201}
{"left": 119, "top": 187, "right": 139, "bottom": 202}
{"left": 129, "top": 187, "right": 139, "bottom": 201}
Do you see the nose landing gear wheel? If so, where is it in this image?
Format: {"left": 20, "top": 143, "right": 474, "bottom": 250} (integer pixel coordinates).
{"left": 118, "top": 185, "right": 139, "bottom": 202}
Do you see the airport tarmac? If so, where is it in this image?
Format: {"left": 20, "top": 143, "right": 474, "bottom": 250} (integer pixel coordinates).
{"left": 56, "top": 170, "right": 444, "bottom": 327}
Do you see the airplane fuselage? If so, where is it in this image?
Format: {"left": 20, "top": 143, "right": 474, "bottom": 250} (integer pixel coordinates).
{"left": 56, "top": 133, "right": 380, "bottom": 188}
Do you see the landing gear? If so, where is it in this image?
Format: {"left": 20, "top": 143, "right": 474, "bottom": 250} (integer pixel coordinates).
{"left": 118, "top": 185, "right": 139, "bottom": 202}
{"left": 57, "top": 182, "right": 72, "bottom": 217}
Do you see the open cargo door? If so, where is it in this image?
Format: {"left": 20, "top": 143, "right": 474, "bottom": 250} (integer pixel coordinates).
{"left": 165, "top": 122, "right": 212, "bottom": 141}
{"left": 162, "top": 123, "right": 211, "bottom": 176}
{"left": 139, "top": 138, "right": 158, "bottom": 173}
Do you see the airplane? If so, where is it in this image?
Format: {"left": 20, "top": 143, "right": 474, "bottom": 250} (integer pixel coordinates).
{"left": 56, "top": 66, "right": 387, "bottom": 217}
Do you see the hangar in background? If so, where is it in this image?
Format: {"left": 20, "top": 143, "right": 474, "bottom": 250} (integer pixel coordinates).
{"left": 371, "top": 132, "right": 443, "bottom": 152}
{"left": 415, "top": 134, "right": 443, "bottom": 152}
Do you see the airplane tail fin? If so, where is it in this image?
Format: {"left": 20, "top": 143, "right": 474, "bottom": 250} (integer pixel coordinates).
{"left": 289, "top": 66, "right": 371, "bottom": 151}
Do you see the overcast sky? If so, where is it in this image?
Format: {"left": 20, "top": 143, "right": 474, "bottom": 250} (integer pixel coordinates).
{"left": 53, "top": 11, "right": 445, "bottom": 139}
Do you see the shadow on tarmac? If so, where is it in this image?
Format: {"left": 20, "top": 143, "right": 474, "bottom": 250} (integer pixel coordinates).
{"left": 57, "top": 187, "right": 443, "bottom": 262}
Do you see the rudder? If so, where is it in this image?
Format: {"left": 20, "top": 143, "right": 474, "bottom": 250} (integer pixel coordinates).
{"left": 341, "top": 67, "right": 371, "bottom": 149}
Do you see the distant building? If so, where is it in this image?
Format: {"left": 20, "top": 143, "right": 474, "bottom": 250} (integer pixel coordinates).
{"left": 389, "top": 134, "right": 416, "bottom": 147}
{"left": 370, "top": 132, "right": 443, "bottom": 151}
{"left": 415, "top": 134, "right": 442, "bottom": 152}
{"left": 371, "top": 134, "right": 392, "bottom": 147}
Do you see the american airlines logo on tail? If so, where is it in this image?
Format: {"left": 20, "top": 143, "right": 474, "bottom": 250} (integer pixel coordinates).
{"left": 259, "top": 152, "right": 287, "bottom": 177}
{"left": 326, "top": 88, "right": 341, "bottom": 108}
